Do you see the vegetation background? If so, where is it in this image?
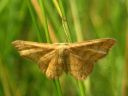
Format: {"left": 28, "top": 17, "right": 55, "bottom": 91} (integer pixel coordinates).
{"left": 0, "top": 0, "right": 127, "bottom": 96}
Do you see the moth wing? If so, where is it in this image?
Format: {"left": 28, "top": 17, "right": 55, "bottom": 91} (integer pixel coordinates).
{"left": 40, "top": 51, "right": 63, "bottom": 79}
{"left": 12, "top": 40, "right": 55, "bottom": 63}
{"left": 38, "top": 50, "right": 55, "bottom": 74}
{"left": 68, "top": 38, "right": 116, "bottom": 62}
{"left": 69, "top": 50, "right": 105, "bottom": 80}
{"left": 68, "top": 38, "right": 116, "bottom": 79}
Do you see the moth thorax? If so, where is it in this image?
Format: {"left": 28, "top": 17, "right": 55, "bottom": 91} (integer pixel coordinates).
{"left": 58, "top": 47, "right": 66, "bottom": 56}
{"left": 58, "top": 47, "right": 68, "bottom": 64}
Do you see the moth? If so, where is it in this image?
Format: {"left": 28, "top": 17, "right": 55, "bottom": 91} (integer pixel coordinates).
{"left": 12, "top": 38, "right": 116, "bottom": 80}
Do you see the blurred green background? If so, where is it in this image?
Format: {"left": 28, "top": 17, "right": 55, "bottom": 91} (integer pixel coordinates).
{"left": 0, "top": 0, "right": 127, "bottom": 96}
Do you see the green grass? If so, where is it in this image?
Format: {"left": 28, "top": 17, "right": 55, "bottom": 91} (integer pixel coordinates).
{"left": 0, "top": 0, "right": 127, "bottom": 96}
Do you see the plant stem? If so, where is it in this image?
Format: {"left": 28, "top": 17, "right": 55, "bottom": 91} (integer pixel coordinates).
{"left": 38, "top": 0, "right": 51, "bottom": 43}
{"left": 53, "top": 79, "right": 63, "bottom": 96}
{"left": 38, "top": 1, "right": 63, "bottom": 96}
{"left": 77, "top": 80, "right": 86, "bottom": 96}
{"left": 58, "top": 0, "right": 72, "bottom": 42}
{"left": 69, "top": 0, "right": 83, "bottom": 41}
{"left": 28, "top": 0, "right": 42, "bottom": 42}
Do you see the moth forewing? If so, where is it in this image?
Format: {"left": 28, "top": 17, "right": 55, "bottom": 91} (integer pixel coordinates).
{"left": 12, "top": 40, "right": 56, "bottom": 51}
{"left": 68, "top": 38, "right": 115, "bottom": 58}
{"left": 69, "top": 38, "right": 115, "bottom": 49}
{"left": 12, "top": 40, "right": 56, "bottom": 62}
